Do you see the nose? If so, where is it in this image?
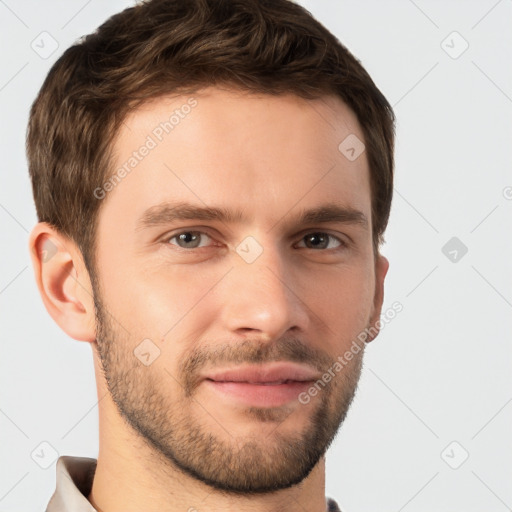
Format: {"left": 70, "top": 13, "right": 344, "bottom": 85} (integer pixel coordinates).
{"left": 219, "top": 241, "right": 310, "bottom": 341}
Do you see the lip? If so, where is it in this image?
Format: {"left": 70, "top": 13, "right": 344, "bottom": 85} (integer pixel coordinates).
{"left": 204, "top": 380, "right": 314, "bottom": 408}
{"left": 201, "top": 362, "right": 320, "bottom": 408}
{"left": 202, "top": 362, "right": 321, "bottom": 384}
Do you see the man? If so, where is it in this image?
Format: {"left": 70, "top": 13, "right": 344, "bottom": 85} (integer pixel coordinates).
{"left": 27, "top": 0, "right": 395, "bottom": 510}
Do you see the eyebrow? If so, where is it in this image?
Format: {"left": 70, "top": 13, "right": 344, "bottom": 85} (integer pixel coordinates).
{"left": 135, "top": 201, "right": 369, "bottom": 232}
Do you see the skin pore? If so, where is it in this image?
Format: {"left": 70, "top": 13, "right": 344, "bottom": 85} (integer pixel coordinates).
{"left": 29, "top": 86, "right": 388, "bottom": 512}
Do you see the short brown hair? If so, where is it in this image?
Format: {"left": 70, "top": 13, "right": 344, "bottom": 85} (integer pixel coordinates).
{"left": 27, "top": 0, "right": 395, "bottom": 278}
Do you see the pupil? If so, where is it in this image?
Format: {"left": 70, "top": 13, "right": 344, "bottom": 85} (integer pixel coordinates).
{"left": 307, "top": 233, "right": 326, "bottom": 249}
{"left": 180, "top": 232, "right": 197, "bottom": 246}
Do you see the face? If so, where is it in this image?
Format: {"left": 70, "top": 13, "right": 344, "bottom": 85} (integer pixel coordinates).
{"left": 91, "top": 86, "right": 386, "bottom": 493}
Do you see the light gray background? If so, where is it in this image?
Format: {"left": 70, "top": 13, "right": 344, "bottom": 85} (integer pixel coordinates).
{"left": 1, "top": 1, "right": 511, "bottom": 510}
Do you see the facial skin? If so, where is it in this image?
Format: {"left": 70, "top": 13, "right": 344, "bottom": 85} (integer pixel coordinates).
{"left": 29, "top": 86, "right": 388, "bottom": 512}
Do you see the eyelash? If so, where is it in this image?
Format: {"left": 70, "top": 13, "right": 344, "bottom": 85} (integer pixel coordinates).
{"left": 163, "top": 230, "right": 347, "bottom": 252}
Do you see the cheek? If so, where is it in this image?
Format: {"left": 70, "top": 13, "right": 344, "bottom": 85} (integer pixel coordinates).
{"left": 302, "top": 265, "right": 375, "bottom": 336}
{"left": 107, "top": 261, "right": 226, "bottom": 340}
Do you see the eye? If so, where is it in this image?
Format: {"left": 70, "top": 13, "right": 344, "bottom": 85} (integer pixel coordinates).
{"left": 296, "top": 232, "right": 345, "bottom": 250}
{"left": 166, "top": 231, "right": 214, "bottom": 249}
{"left": 163, "top": 230, "right": 346, "bottom": 252}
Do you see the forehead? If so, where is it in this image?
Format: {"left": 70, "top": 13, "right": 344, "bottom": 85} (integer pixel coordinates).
{"left": 101, "top": 86, "right": 371, "bottom": 233}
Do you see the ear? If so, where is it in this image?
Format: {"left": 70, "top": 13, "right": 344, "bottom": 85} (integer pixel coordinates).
{"left": 366, "top": 253, "right": 389, "bottom": 343}
{"left": 28, "top": 222, "right": 96, "bottom": 342}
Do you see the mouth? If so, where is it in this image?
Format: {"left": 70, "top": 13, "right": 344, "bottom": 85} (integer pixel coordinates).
{"left": 204, "top": 379, "right": 314, "bottom": 408}
{"left": 206, "top": 379, "right": 306, "bottom": 385}
{"left": 203, "top": 379, "right": 314, "bottom": 408}
{"left": 203, "top": 361, "right": 320, "bottom": 384}
{"left": 201, "top": 362, "right": 319, "bottom": 408}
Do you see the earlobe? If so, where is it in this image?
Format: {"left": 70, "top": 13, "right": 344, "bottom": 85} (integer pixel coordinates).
{"left": 366, "top": 253, "right": 389, "bottom": 343}
{"left": 28, "top": 223, "right": 96, "bottom": 343}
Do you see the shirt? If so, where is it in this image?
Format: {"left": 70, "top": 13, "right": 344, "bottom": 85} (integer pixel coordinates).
{"left": 46, "top": 456, "right": 343, "bottom": 512}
